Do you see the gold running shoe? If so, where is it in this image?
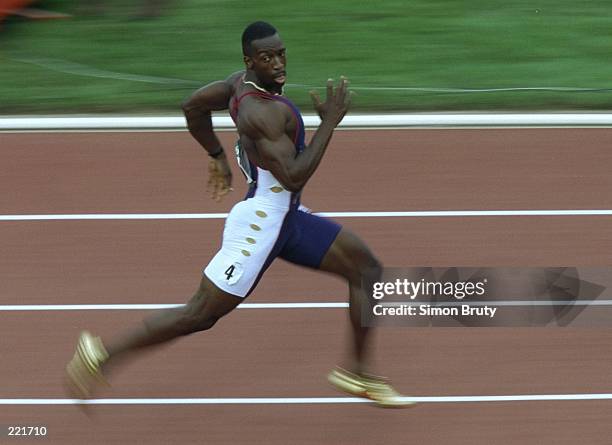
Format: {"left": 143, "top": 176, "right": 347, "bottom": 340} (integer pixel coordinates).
{"left": 328, "top": 367, "right": 415, "bottom": 408}
{"left": 65, "top": 331, "right": 109, "bottom": 399}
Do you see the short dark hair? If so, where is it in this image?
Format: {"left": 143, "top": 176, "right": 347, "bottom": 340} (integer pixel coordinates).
{"left": 242, "top": 21, "right": 277, "bottom": 56}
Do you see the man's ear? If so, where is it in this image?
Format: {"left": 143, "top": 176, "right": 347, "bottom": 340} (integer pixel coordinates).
{"left": 243, "top": 55, "right": 254, "bottom": 70}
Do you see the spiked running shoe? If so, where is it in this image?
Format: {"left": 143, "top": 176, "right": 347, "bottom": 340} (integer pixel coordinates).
{"left": 65, "top": 331, "right": 109, "bottom": 398}
{"left": 328, "top": 367, "right": 415, "bottom": 408}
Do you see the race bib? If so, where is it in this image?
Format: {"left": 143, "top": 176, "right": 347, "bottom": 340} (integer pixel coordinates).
{"left": 223, "top": 262, "right": 244, "bottom": 286}
{"left": 234, "top": 139, "right": 254, "bottom": 184}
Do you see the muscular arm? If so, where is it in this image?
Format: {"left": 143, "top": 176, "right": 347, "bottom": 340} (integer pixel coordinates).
{"left": 181, "top": 71, "right": 242, "bottom": 155}
{"left": 240, "top": 106, "right": 335, "bottom": 192}
{"left": 239, "top": 78, "right": 350, "bottom": 193}
{"left": 182, "top": 72, "right": 243, "bottom": 201}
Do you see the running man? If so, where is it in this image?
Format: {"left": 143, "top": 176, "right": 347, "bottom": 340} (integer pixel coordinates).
{"left": 66, "top": 21, "right": 411, "bottom": 407}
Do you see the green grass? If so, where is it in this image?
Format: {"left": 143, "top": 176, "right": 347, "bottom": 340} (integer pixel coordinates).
{"left": 2, "top": 0, "right": 612, "bottom": 113}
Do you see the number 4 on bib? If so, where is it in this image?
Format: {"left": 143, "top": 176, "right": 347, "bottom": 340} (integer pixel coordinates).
{"left": 221, "top": 262, "right": 243, "bottom": 286}
{"left": 225, "top": 265, "right": 236, "bottom": 280}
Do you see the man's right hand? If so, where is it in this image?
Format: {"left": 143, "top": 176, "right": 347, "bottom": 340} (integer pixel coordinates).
{"left": 309, "top": 76, "right": 352, "bottom": 127}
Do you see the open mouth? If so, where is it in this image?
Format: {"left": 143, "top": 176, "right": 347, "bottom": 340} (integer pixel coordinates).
{"left": 274, "top": 73, "right": 286, "bottom": 84}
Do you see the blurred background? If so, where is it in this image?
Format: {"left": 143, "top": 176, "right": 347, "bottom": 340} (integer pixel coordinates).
{"left": 2, "top": 0, "right": 612, "bottom": 114}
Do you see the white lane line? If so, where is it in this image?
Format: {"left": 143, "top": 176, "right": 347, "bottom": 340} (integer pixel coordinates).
{"left": 3, "top": 114, "right": 612, "bottom": 130}
{"left": 3, "top": 300, "right": 612, "bottom": 311}
{"left": 2, "top": 393, "right": 612, "bottom": 405}
{"left": 0, "top": 213, "right": 229, "bottom": 221}
{"left": 0, "top": 303, "right": 349, "bottom": 311}
{"left": 2, "top": 210, "right": 612, "bottom": 221}
{"left": 2, "top": 126, "right": 609, "bottom": 134}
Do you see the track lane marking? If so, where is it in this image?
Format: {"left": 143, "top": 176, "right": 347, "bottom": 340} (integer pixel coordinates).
{"left": 2, "top": 393, "right": 612, "bottom": 405}
{"left": 2, "top": 210, "right": 612, "bottom": 221}
{"left": 3, "top": 114, "right": 612, "bottom": 130}
{"left": 2, "top": 300, "right": 612, "bottom": 311}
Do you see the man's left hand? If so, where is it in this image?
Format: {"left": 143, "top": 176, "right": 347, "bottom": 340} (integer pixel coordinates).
{"left": 207, "top": 154, "right": 233, "bottom": 201}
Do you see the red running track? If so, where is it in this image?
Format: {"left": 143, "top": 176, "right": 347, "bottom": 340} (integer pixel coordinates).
{"left": 1, "top": 128, "right": 612, "bottom": 444}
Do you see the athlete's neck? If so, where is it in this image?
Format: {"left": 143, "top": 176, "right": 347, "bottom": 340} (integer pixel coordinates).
{"left": 243, "top": 72, "right": 283, "bottom": 96}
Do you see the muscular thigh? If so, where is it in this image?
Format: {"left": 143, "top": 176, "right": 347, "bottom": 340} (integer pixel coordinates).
{"left": 279, "top": 210, "right": 342, "bottom": 269}
{"left": 318, "top": 228, "right": 380, "bottom": 284}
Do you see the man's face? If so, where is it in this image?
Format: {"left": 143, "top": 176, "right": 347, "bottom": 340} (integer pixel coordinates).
{"left": 245, "top": 33, "right": 287, "bottom": 91}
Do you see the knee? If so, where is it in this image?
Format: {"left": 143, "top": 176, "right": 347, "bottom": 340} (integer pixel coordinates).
{"left": 326, "top": 229, "right": 383, "bottom": 286}
{"left": 191, "top": 314, "right": 219, "bottom": 333}
{"left": 360, "top": 253, "right": 383, "bottom": 281}
{"left": 176, "top": 310, "right": 220, "bottom": 335}
{"left": 348, "top": 251, "right": 383, "bottom": 287}
{"left": 365, "top": 253, "right": 383, "bottom": 275}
